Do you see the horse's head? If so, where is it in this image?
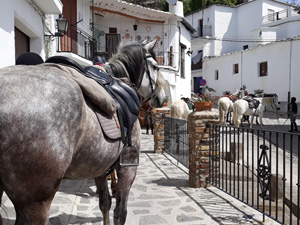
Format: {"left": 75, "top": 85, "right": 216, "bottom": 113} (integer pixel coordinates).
{"left": 139, "top": 40, "right": 167, "bottom": 108}
{"left": 109, "top": 40, "right": 166, "bottom": 108}
{"left": 271, "top": 94, "right": 280, "bottom": 110}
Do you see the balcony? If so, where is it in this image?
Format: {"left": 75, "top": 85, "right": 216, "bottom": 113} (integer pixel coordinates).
{"left": 262, "top": 9, "right": 288, "bottom": 24}
{"left": 57, "top": 26, "right": 96, "bottom": 61}
{"left": 192, "top": 25, "right": 212, "bottom": 39}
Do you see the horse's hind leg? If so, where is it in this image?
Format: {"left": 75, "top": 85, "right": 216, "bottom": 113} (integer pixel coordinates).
{"left": 95, "top": 176, "right": 111, "bottom": 225}
{"left": 3, "top": 176, "right": 62, "bottom": 225}
{"left": 114, "top": 166, "right": 137, "bottom": 225}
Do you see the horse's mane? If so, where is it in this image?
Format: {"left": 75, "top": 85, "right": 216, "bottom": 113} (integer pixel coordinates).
{"left": 105, "top": 41, "right": 157, "bottom": 87}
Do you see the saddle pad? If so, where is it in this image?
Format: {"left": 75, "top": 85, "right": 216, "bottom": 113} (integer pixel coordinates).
{"left": 96, "top": 110, "right": 121, "bottom": 140}
{"left": 42, "top": 63, "right": 116, "bottom": 115}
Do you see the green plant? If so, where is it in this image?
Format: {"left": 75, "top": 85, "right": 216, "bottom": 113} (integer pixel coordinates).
{"left": 163, "top": 96, "right": 169, "bottom": 103}
{"left": 193, "top": 93, "right": 216, "bottom": 102}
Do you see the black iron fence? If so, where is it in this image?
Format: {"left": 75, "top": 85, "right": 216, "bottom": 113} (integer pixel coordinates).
{"left": 208, "top": 124, "right": 300, "bottom": 225}
{"left": 164, "top": 116, "right": 189, "bottom": 168}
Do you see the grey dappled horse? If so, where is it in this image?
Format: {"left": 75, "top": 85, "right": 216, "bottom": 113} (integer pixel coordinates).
{"left": 0, "top": 40, "right": 166, "bottom": 225}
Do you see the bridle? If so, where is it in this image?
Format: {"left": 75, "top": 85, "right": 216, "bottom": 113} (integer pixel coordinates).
{"left": 136, "top": 52, "right": 162, "bottom": 103}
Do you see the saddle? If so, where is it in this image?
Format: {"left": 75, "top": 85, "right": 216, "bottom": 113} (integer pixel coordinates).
{"left": 45, "top": 56, "right": 140, "bottom": 166}
{"left": 83, "top": 66, "right": 140, "bottom": 141}
{"left": 243, "top": 97, "right": 260, "bottom": 109}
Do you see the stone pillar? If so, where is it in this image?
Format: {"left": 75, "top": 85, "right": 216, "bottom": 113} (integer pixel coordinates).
{"left": 188, "top": 110, "right": 219, "bottom": 188}
{"left": 153, "top": 108, "right": 170, "bottom": 153}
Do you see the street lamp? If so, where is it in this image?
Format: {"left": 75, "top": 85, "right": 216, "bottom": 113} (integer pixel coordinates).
{"left": 45, "top": 16, "right": 69, "bottom": 37}
{"left": 56, "top": 17, "right": 69, "bottom": 35}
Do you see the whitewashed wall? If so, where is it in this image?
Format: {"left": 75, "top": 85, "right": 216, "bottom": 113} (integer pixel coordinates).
{"left": 0, "top": 0, "right": 45, "bottom": 68}
{"left": 203, "top": 39, "right": 300, "bottom": 105}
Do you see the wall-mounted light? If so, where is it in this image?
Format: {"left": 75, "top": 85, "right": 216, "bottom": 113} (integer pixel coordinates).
{"left": 45, "top": 16, "right": 69, "bottom": 37}
{"left": 133, "top": 24, "right": 138, "bottom": 31}
{"left": 187, "top": 48, "right": 193, "bottom": 56}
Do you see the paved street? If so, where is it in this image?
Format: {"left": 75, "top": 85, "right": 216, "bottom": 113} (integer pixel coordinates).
{"left": 0, "top": 125, "right": 282, "bottom": 225}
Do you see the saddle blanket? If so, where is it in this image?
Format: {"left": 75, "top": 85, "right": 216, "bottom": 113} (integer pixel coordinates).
{"left": 42, "top": 63, "right": 116, "bottom": 115}
{"left": 41, "top": 64, "right": 121, "bottom": 139}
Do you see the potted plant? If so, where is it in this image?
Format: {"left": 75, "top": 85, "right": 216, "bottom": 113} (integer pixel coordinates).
{"left": 193, "top": 93, "right": 216, "bottom": 111}
{"left": 162, "top": 96, "right": 169, "bottom": 107}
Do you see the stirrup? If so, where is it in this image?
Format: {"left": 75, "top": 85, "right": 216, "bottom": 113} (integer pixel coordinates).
{"left": 119, "top": 145, "right": 139, "bottom": 167}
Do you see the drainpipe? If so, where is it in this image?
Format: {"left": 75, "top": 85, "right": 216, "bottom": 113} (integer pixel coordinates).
{"left": 241, "top": 51, "right": 243, "bottom": 89}
{"left": 288, "top": 39, "right": 293, "bottom": 111}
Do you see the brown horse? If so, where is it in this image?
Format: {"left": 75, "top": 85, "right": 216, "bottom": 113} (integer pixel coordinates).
{"left": 0, "top": 40, "right": 166, "bottom": 225}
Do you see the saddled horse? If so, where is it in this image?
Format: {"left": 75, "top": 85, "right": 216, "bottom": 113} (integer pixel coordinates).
{"left": 218, "top": 89, "right": 244, "bottom": 125}
{"left": 233, "top": 94, "right": 280, "bottom": 129}
{"left": 0, "top": 40, "right": 166, "bottom": 225}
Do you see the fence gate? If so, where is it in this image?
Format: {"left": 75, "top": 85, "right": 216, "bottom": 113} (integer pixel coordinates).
{"left": 163, "top": 116, "right": 189, "bottom": 168}
{"left": 207, "top": 124, "right": 300, "bottom": 225}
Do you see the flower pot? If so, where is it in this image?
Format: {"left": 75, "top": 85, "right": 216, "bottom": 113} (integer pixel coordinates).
{"left": 194, "top": 102, "right": 214, "bottom": 111}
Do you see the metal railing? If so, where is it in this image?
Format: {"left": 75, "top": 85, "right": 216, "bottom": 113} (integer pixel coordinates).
{"left": 208, "top": 124, "right": 300, "bottom": 225}
{"left": 164, "top": 115, "right": 189, "bottom": 168}
{"left": 193, "top": 25, "right": 212, "bottom": 39}
{"left": 262, "top": 9, "right": 288, "bottom": 24}
{"left": 57, "top": 26, "right": 97, "bottom": 61}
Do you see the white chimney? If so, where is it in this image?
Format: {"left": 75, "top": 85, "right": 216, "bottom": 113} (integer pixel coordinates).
{"left": 169, "top": 1, "right": 184, "bottom": 18}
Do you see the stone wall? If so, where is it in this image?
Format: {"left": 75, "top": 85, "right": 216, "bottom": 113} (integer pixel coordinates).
{"left": 188, "top": 111, "right": 219, "bottom": 188}
{"left": 153, "top": 108, "right": 170, "bottom": 153}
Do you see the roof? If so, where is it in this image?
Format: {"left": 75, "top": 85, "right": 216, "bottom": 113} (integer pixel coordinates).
{"left": 93, "top": 0, "right": 181, "bottom": 23}
{"left": 186, "top": 0, "right": 294, "bottom": 16}
{"left": 93, "top": 0, "right": 195, "bottom": 33}
{"left": 203, "top": 35, "right": 300, "bottom": 60}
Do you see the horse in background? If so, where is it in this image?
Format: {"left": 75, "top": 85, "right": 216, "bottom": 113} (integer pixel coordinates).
{"left": 233, "top": 93, "right": 280, "bottom": 129}
{"left": 218, "top": 89, "right": 245, "bottom": 125}
{"left": 171, "top": 98, "right": 193, "bottom": 119}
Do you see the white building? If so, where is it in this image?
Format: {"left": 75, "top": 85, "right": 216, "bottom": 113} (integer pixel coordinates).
{"left": 185, "top": 0, "right": 300, "bottom": 107}
{"left": 0, "top": 0, "right": 194, "bottom": 106}
{"left": 0, "top": 0, "right": 62, "bottom": 68}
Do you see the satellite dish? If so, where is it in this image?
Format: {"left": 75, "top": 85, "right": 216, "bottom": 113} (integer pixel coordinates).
{"left": 166, "top": 0, "right": 178, "bottom": 5}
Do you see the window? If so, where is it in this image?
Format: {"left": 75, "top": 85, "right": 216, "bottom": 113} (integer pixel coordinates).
{"left": 259, "top": 62, "right": 268, "bottom": 77}
{"left": 268, "top": 9, "right": 275, "bottom": 21}
{"left": 109, "top": 27, "right": 117, "bottom": 33}
{"left": 243, "top": 45, "right": 248, "bottom": 50}
{"left": 233, "top": 64, "right": 239, "bottom": 74}
{"left": 215, "top": 70, "right": 219, "bottom": 80}
{"left": 180, "top": 43, "right": 186, "bottom": 78}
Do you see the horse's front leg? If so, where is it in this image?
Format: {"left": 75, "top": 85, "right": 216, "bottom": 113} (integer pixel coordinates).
{"left": 95, "top": 175, "right": 112, "bottom": 225}
{"left": 259, "top": 114, "right": 264, "bottom": 128}
{"left": 114, "top": 166, "right": 137, "bottom": 225}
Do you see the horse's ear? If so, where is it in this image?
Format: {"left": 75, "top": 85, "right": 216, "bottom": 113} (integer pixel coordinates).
{"left": 144, "top": 39, "right": 157, "bottom": 51}
{"left": 141, "top": 39, "right": 148, "bottom": 45}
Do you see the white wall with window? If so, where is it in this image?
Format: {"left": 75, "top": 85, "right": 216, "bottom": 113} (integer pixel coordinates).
{"left": 0, "top": 0, "right": 62, "bottom": 68}
{"left": 204, "top": 38, "right": 300, "bottom": 105}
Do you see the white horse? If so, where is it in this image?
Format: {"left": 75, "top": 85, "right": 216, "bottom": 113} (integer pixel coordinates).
{"left": 218, "top": 89, "right": 244, "bottom": 125}
{"left": 242, "top": 94, "right": 280, "bottom": 125}
{"left": 233, "top": 98, "right": 265, "bottom": 129}
{"left": 170, "top": 99, "right": 192, "bottom": 119}
{"left": 233, "top": 94, "right": 279, "bottom": 129}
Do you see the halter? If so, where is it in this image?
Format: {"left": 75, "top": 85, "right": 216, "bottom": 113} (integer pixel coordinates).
{"left": 117, "top": 52, "right": 161, "bottom": 104}
{"left": 137, "top": 53, "right": 161, "bottom": 103}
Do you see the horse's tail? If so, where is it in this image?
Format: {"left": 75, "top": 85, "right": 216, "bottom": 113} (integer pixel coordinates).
{"left": 233, "top": 102, "right": 238, "bottom": 127}
{"left": 170, "top": 105, "right": 176, "bottom": 118}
